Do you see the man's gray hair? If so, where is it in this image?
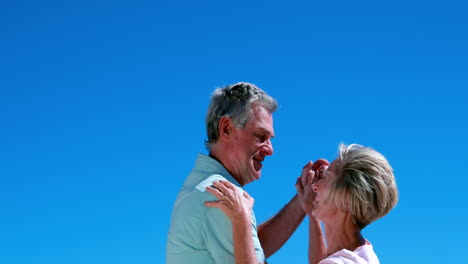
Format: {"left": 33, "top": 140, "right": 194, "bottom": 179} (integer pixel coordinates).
{"left": 205, "top": 82, "right": 277, "bottom": 149}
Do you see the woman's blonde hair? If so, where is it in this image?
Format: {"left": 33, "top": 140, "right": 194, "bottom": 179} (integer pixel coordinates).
{"left": 327, "top": 144, "right": 398, "bottom": 229}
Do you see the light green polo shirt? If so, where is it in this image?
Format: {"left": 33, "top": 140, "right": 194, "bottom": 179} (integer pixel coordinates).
{"left": 166, "top": 154, "right": 265, "bottom": 264}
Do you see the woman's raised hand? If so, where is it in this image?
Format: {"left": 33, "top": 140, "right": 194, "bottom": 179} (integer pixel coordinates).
{"left": 296, "top": 159, "right": 329, "bottom": 216}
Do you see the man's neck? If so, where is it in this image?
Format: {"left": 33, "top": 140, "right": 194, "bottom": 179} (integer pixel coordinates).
{"left": 209, "top": 145, "right": 244, "bottom": 186}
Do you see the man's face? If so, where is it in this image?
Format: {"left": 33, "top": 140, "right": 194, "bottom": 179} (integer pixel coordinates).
{"left": 228, "top": 105, "right": 275, "bottom": 186}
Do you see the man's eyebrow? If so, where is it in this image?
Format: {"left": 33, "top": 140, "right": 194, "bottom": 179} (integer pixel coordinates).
{"left": 259, "top": 128, "right": 275, "bottom": 138}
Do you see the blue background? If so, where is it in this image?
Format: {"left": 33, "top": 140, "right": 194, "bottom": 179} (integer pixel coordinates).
{"left": 1, "top": 0, "right": 467, "bottom": 263}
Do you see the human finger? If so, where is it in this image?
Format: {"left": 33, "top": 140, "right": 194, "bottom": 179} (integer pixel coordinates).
{"left": 311, "top": 168, "right": 322, "bottom": 184}
{"left": 204, "top": 200, "right": 223, "bottom": 208}
{"left": 301, "top": 161, "right": 314, "bottom": 186}
{"left": 301, "top": 173, "right": 308, "bottom": 187}
{"left": 243, "top": 191, "right": 254, "bottom": 210}
{"left": 306, "top": 170, "right": 315, "bottom": 186}
{"left": 318, "top": 164, "right": 328, "bottom": 173}
{"left": 296, "top": 176, "right": 303, "bottom": 189}
{"left": 301, "top": 161, "right": 314, "bottom": 175}
{"left": 316, "top": 164, "right": 328, "bottom": 182}
{"left": 212, "top": 181, "right": 232, "bottom": 197}
{"left": 206, "top": 186, "right": 225, "bottom": 200}
{"left": 243, "top": 190, "right": 253, "bottom": 202}
{"left": 216, "top": 181, "right": 242, "bottom": 202}
{"left": 295, "top": 177, "right": 304, "bottom": 195}
{"left": 219, "top": 180, "right": 237, "bottom": 190}
{"left": 312, "top": 159, "right": 330, "bottom": 171}
{"left": 295, "top": 183, "right": 303, "bottom": 196}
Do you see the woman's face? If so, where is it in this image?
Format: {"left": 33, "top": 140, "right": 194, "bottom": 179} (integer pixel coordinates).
{"left": 311, "top": 160, "right": 339, "bottom": 221}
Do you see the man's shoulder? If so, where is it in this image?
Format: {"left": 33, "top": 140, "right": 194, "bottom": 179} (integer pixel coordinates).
{"left": 194, "top": 174, "right": 229, "bottom": 193}
{"left": 176, "top": 173, "right": 230, "bottom": 207}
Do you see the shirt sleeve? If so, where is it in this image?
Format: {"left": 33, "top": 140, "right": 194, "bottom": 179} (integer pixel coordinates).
{"left": 250, "top": 211, "right": 265, "bottom": 262}
{"left": 319, "top": 249, "right": 365, "bottom": 264}
{"left": 201, "top": 193, "right": 266, "bottom": 264}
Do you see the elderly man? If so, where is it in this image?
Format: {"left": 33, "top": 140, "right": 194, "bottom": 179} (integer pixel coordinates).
{"left": 166, "top": 82, "right": 308, "bottom": 263}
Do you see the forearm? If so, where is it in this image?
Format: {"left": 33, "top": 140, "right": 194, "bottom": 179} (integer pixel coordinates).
{"left": 257, "top": 194, "right": 306, "bottom": 258}
{"left": 308, "top": 217, "right": 326, "bottom": 264}
{"left": 232, "top": 217, "right": 258, "bottom": 264}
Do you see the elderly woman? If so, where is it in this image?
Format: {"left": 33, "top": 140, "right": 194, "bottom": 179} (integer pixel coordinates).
{"left": 205, "top": 144, "right": 398, "bottom": 264}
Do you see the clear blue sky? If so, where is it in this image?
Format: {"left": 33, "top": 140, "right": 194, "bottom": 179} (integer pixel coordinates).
{"left": 1, "top": 1, "right": 467, "bottom": 263}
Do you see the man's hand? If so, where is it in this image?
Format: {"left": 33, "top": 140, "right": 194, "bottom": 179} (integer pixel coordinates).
{"left": 295, "top": 159, "right": 329, "bottom": 216}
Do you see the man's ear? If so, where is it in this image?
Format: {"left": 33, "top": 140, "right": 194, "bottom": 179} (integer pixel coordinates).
{"left": 218, "top": 116, "right": 234, "bottom": 141}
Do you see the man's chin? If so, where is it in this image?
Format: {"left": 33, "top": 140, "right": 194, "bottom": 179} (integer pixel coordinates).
{"left": 252, "top": 171, "right": 261, "bottom": 181}
{"left": 245, "top": 172, "right": 261, "bottom": 185}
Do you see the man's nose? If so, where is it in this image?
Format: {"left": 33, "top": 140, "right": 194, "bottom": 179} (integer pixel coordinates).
{"left": 262, "top": 139, "right": 274, "bottom": 156}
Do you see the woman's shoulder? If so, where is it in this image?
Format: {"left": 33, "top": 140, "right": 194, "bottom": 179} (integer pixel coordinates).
{"left": 319, "top": 243, "right": 379, "bottom": 264}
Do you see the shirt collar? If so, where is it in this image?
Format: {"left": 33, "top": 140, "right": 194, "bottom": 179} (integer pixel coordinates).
{"left": 194, "top": 153, "right": 241, "bottom": 187}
